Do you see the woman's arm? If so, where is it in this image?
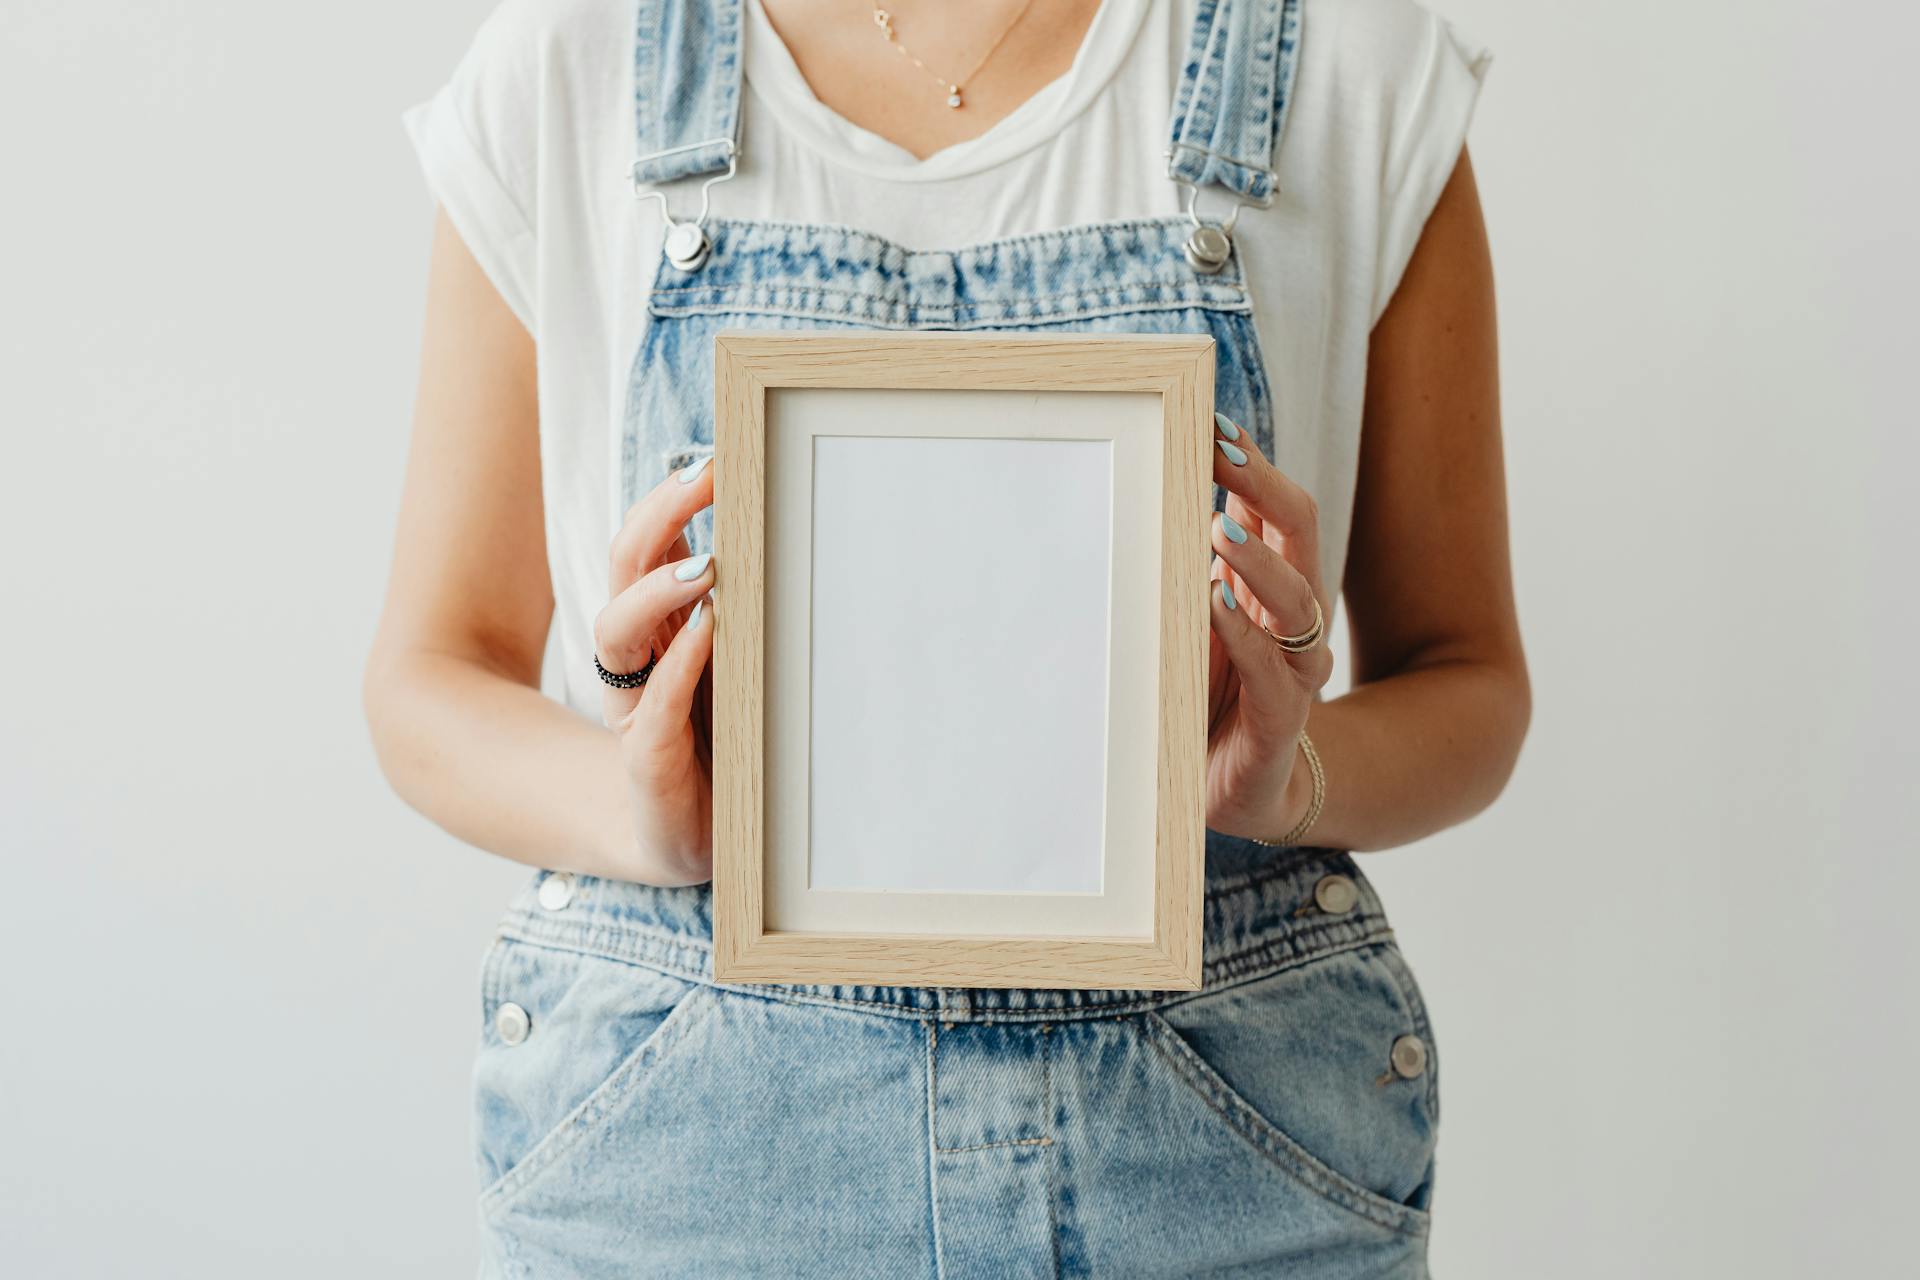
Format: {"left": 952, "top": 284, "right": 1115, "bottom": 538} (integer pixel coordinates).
{"left": 361, "top": 210, "right": 645, "bottom": 879}
{"left": 1204, "top": 147, "right": 1527, "bottom": 854}
{"left": 1305, "top": 145, "right": 1531, "bottom": 851}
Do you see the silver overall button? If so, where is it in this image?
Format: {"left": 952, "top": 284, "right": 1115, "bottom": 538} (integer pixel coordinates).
{"left": 538, "top": 871, "right": 575, "bottom": 912}
{"left": 1312, "top": 874, "right": 1359, "bottom": 916}
{"left": 1390, "top": 1033, "right": 1428, "bottom": 1079}
{"left": 1183, "top": 224, "right": 1232, "bottom": 274}
{"left": 663, "top": 222, "right": 712, "bottom": 272}
{"left": 495, "top": 1002, "right": 532, "bottom": 1046}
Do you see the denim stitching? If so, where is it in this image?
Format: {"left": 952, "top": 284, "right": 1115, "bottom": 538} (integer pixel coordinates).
{"left": 648, "top": 280, "right": 1250, "bottom": 309}
{"left": 1373, "top": 943, "right": 1441, "bottom": 1121}
{"left": 936, "top": 1136, "right": 1054, "bottom": 1155}
{"left": 1165, "top": 0, "right": 1298, "bottom": 202}
{"left": 478, "top": 984, "right": 717, "bottom": 1217}
{"left": 1168, "top": 0, "right": 1230, "bottom": 175}
{"left": 496, "top": 911, "right": 1398, "bottom": 1022}
{"left": 924, "top": 1018, "right": 946, "bottom": 1279}
{"left": 1138, "top": 1012, "right": 1430, "bottom": 1238}
{"left": 630, "top": 0, "right": 742, "bottom": 186}
{"left": 925, "top": 1021, "right": 1053, "bottom": 1154}
{"left": 647, "top": 295, "right": 1253, "bottom": 329}
{"left": 1042, "top": 1023, "right": 1061, "bottom": 1278}
{"left": 674, "top": 213, "right": 1246, "bottom": 255}
{"left": 1192, "top": 924, "right": 1399, "bottom": 991}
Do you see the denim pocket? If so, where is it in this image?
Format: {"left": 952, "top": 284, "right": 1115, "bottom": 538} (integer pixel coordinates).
{"left": 1141, "top": 942, "right": 1439, "bottom": 1236}
{"left": 472, "top": 937, "right": 711, "bottom": 1217}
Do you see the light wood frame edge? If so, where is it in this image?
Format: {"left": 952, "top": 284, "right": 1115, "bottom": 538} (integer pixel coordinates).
{"left": 712, "top": 332, "right": 1213, "bottom": 991}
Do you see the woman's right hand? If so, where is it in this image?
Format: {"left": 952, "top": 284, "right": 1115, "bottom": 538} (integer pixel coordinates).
{"left": 594, "top": 456, "right": 718, "bottom": 886}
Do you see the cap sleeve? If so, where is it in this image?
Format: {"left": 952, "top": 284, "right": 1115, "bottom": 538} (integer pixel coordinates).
{"left": 1370, "top": 10, "right": 1493, "bottom": 325}
{"left": 402, "top": 1, "right": 543, "bottom": 334}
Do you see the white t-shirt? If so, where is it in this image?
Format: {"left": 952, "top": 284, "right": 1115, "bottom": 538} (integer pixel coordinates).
{"left": 404, "top": 0, "right": 1491, "bottom": 719}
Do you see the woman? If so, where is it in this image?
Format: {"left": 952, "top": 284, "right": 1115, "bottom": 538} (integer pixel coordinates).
{"left": 364, "top": 0, "right": 1528, "bottom": 1273}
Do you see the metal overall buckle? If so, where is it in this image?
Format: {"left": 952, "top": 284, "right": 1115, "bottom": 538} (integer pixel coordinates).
{"left": 1166, "top": 141, "right": 1279, "bottom": 275}
{"left": 1178, "top": 181, "right": 1252, "bottom": 275}
{"left": 631, "top": 138, "right": 740, "bottom": 273}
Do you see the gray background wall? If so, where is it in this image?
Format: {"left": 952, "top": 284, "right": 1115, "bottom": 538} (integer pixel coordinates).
{"left": 2, "top": 0, "right": 1911, "bottom": 1274}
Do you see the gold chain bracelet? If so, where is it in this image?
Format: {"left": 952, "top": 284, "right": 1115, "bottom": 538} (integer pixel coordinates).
{"left": 1254, "top": 730, "right": 1325, "bottom": 848}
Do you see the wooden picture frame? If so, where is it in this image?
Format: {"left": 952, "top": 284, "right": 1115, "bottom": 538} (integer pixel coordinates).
{"left": 711, "top": 332, "right": 1214, "bottom": 990}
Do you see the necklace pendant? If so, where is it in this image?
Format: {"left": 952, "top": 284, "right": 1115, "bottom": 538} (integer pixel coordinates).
{"left": 946, "top": 85, "right": 963, "bottom": 109}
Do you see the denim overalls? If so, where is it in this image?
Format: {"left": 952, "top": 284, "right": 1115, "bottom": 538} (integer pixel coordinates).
{"left": 472, "top": 3, "right": 1440, "bottom": 1275}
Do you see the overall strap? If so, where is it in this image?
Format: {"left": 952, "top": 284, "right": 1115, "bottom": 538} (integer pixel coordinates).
{"left": 1165, "top": 0, "right": 1304, "bottom": 206}
{"left": 631, "top": 0, "right": 745, "bottom": 186}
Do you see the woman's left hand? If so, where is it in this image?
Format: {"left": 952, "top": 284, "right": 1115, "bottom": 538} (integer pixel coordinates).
{"left": 1204, "top": 411, "right": 1336, "bottom": 842}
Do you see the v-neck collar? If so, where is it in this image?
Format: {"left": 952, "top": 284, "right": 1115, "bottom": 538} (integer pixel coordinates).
{"left": 742, "top": 0, "right": 1151, "bottom": 182}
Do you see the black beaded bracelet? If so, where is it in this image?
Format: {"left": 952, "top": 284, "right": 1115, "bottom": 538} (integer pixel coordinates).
{"left": 594, "top": 650, "right": 657, "bottom": 690}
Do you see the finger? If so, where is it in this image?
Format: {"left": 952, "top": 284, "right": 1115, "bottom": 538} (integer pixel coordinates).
{"left": 598, "top": 552, "right": 717, "bottom": 664}
{"left": 608, "top": 454, "right": 714, "bottom": 596}
{"left": 1220, "top": 490, "right": 1260, "bottom": 611}
{"left": 1206, "top": 564, "right": 1240, "bottom": 736}
{"left": 594, "top": 553, "right": 716, "bottom": 721}
{"left": 1207, "top": 575, "right": 1302, "bottom": 725}
{"left": 658, "top": 528, "right": 696, "bottom": 629}
{"left": 1211, "top": 511, "right": 1316, "bottom": 644}
{"left": 631, "top": 591, "right": 715, "bottom": 752}
{"left": 1224, "top": 488, "right": 1263, "bottom": 542}
{"left": 1215, "top": 525, "right": 1334, "bottom": 692}
{"left": 663, "top": 526, "right": 692, "bottom": 567}
{"left": 1210, "top": 412, "right": 1325, "bottom": 599}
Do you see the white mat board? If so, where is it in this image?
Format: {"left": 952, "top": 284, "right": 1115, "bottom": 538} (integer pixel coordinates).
{"left": 762, "top": 386, "right": 1164, "bottom": 938}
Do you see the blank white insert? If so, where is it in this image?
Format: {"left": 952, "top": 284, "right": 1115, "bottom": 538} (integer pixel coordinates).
{"left": 807, "top": 435, "right": 1113, "bottom": 895}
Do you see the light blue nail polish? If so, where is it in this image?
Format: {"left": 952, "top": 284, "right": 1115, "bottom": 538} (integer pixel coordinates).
{"left": 674, "top": 553, "right": 713, "bottom": 581}
{"left": 1221, "top": 580, "right": 1238, "bottom": 611}
{"left": 1221, "top": 513, "right": 1248, "bottom": 544}
{"left": 1216, "top": 439, "right": 1248, "bottom": 466}
{"left": 1214, "top": 411, "right": 1241, "bottom": 441}
{"left": 677, "top": 454, "right": 713, "bottom": 485}
{"left": 689, "top": 598, "right": 706, "bottom": 628}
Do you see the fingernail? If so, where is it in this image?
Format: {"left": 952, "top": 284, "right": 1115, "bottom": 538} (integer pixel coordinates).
{"left": 1214, "top": 411, "right": 1241, "bottom": 441}
{"left": 1216, "top": 439, "right": 1248, "bottom": 466}
{"left": 689, "top": 598, "right": 706, "bottom": 628}
{"left": 674, "top": 553, "right": 713, "bottom": 581}
{"left": 677, "top": 455, "right": 713, "bottom": 485}
{"left": 1220, "top": 513, "right": 1248, "bottom": 544}
{"left": 1221, "top": 579, "right": 1238, "bottom": 611}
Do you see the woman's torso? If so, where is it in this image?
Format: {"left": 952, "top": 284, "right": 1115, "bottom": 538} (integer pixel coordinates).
{"left": 404, "top": 0, "right": 1489, "bottom": 720}
{"left": 402, "top": 0, "right": 1492, "bottom": 1270}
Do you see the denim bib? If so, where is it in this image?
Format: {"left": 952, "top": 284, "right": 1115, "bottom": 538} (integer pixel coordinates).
{"left": 621, "top": 0, "right": 1304, "bottom": 553}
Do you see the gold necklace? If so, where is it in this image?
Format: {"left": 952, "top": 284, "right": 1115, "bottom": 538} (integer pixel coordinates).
{"left": 870, "top": 1, "right": 1039, "bottom": 110}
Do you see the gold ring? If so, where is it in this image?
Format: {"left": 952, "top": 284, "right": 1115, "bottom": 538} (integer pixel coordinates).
{"left": 1262, "top": 597, "right": 1324, "bottom": 654}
